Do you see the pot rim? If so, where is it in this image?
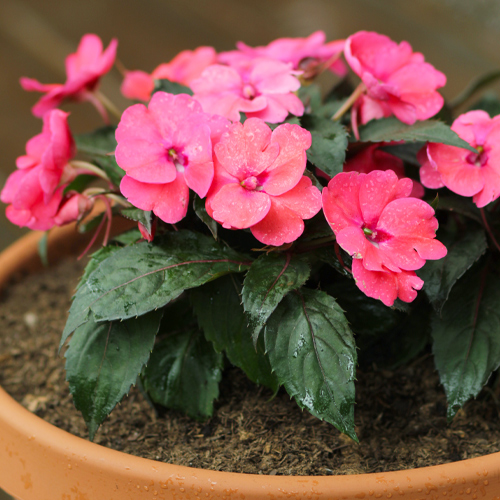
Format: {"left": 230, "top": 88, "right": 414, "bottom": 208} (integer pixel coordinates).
{"left": 1, "top": 225, "right": 499, "bottom": 500}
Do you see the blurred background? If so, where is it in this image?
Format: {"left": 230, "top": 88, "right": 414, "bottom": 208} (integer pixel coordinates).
{"left": 0, "top": 0, "right": 500, "bottom": 497}
{"left": 1, "top": 0, "right": 500, "bottom": 252}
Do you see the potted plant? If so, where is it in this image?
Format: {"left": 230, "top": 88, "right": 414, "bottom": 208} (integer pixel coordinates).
{"left": 1, "top": 30, "right": 500, "bottom": 499}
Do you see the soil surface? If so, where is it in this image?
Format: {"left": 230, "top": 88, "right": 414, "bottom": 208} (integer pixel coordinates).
{"left": 1, "top": 260, "right": 500, "bottom": 476}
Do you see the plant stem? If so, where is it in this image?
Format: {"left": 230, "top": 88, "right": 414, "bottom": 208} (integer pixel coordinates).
{"left": 332, "top": 82, "right": 366, "bottom": 121}
{"left": 480, "top": 207, "right": 500, "bottom": 253}
{"left": 95, "top": 90, "right": 122, "bottom": 121}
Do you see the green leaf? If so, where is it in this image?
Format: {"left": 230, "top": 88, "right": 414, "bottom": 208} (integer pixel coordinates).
{"left": 37, "top": 231, "right": 49, "bottom": 267}
{"left": 436, "top": 196, "right": 482, "bottom": 224}
{"left": 358, "top": 118, "right": 477, "bottom": 153}
{"left": 75, "top": 126, "right": 124, "bottom": 187}
{"left": 65, "top": 309, "right": 163, "bottom": 440}
{"left": 121, "top": 207, "right": 153, "bottom": 234}
{"left": 418, "top": 227, "right": 488, "bottom": 311}
{"left": 265, "top": 288, "right": 358, "bottom": 441}
{"left": 61, "top": 230, "right": 251, "bottom": 344}
{"left": 63, "top": 174, "right": 96, "bottom": 195}
{"left": 380, "top": 142, "right": 424, "bottom": 167}
{"left": 142, "top": 328, "right": 223, "bottom": 420}
{"left": 468, "top": 92, "right": 500, "bottom": 117}
{"left": 298, "top": 84, "right": 322, "bottom": 114}
{"left": 193, "top": 194, "right": 217, "bottom": 239}
{"left": 112, "top": 228, "right": 143, "bottom": 246}
{"left": 432, "top": 264, "right": 500, "bottom": 420}
{"left": 76, "top": 244, "right": 122, "bottom": 291}
{"left": 191, "top": 275, "right": 279, "bottom": 391}
{"left": 450, "top": 70, "right": 500, "bottom": 109}
{"left": 153, "top": 78, "right": 193, "bottom": 96}
{"left": 242, "top": 253, "right": 310, "bottom": 343}
{"left": 300, "top": 114, "right": 348, "bottom": 178}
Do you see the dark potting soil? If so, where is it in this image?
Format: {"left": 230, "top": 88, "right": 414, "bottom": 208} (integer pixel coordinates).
{"left": 1, "top": 259, "right": 500, "bottom": 476}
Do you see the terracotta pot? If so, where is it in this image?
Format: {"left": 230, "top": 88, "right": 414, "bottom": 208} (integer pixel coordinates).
{"left": 1, "top": 226, "right": 500, "bottom": 500}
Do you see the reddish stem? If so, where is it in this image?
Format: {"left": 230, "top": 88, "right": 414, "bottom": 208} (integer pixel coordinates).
{"left": 480, "top": 207, "right": 500, "bottom": 253}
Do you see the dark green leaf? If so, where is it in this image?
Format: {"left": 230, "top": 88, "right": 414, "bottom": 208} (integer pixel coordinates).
{"left": 418, "top": 227, "right": 488, "bottom": 311}
{"left": 242, "top": 253, "right": 310, "bottom": 343}
{"left": 358, "top": 118, "right": 477, "bottom": 153}
{"left": 436, "top": 196, "right": 482, "bottom": 224}
{"left": 268, "top": 117, "right": 301, "bottom": 130}
{"left": 142, "top": 329, "right": 223, "bottom": 420}
{"left": 63, "top": 174, "right": 96, "bottom": 195}
{"left": 380, "top": 142, "right": 424, "bottom": 167}
{"left": 192, "top": 275, "right": 278, "bottom": 391}
{"left": 193, "top": 194, "right": 217, "bottom": 239}
{"left": 300, "top": 114, "right": 348, "bottom": 178}
{"left": 121, "top": 207, "right": 153, "bottom": 234}
{"left": 298, "top": 84, "right": 322, "bottom": 114}
{"left": 37, "top": 231, "right": 49, "bottom": 267}
{"left": 112, "top": 228, "right": 143, "bottom": 245}
{"left": 76, "top": 244, "right": 121, "bottom": 291}
{"left": 265, "top": 288, "right": 358, "bottom": 441}
{"left": 75, "top": 126, "right": 124, "bottom": 187}
{"left": 468, "top": 93, "right": 500, "bottom": 117}
{"left": 61, "top": 230, "right": 251, "bottom": 344}
{"left": 450, "top": 70, "right": 500, "bottom": 109}
{"left": 153, "top": 78, "right": 193, "bottom": 96}
{"left": 432, "top": 264, "right": 500, "bottom": 420}
{"left": 65, "top": 309, "right": 163, "bottom": 440}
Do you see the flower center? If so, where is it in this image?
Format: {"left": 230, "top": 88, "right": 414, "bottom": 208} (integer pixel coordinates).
{"left": 363, "top": 226, "right": 380, "bottom": 248}
{"left": 466, "top": 145, "right": 489, "bottom": 167}
{"left": 242, "top": 84, "right": 256, "bottom": 100}
{"left": 167, "top": 147, "right": 187, "bottom": 172}
{"left": 241, "top": 176, "right": 259, "bottom": 191}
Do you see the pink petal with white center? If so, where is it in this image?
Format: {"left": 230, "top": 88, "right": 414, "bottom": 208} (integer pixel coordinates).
{"left": 250, "top": 197, "right": 305, "bottom": 246}
{"left": 396, "top": 271, "right": 424, "bottom": 303}
{"left": 270, "top": 176, "right": 322, "bottom": 220}
{"left": 250, "top": 59, "right": 301, "bottom": 95}
{"left": 261, "top": 123, "right": 310, "bottom": 194}
{"left": 451, "top": 110, "right": 493, "bottom": 146}
{"left": 427, "top": 143, "right": 483, "bottom": 197}
{"left": 115, "top": 139, "right": 176, "bottom": 184}
{"left": 121, "top": 70, "right": 154, "bottom": 101}
{"left": 194, "top": 92, "right": 267, "bottom": 122}
{"left": 149, "top": 92, "right": 203, "bottom": 138}
{"left": 322, "top": 172, "right": 363, "bottom": 233}
{"left": 377, "top": 197, "right": 438, "bottom": 239}
{"left": 352, "top": 259, "right": 398, "bottom": 307}
{"left": 190, "top": 64, "right": 242, "bottom": 95}
{"left": 211, "top": 183, "right": 271, "bottom": 229}
{"left": 472, "top": 163, "right": 500, "bottom": 208}
{"left": 359, "top": 170, "right": 412, "bottom": 227}
{"left": 120, "top": 174, "right": 189, "bottom": 224}
{"left": 345, "top": 32, "right": 413, "bottom": 81}
{"left": 115, "top": 103, "right": 163, "bottom": 144}
{"left": 387, "top": 96, "right": 417, "bottom": 125}
{"left": 215, "top": 119, "right": 279, "bottom": 179}
{"left": 248, "top": 92, "right": 304, "bottom": 123}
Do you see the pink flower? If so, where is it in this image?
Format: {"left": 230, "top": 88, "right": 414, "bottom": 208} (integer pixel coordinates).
{"left": 15, "top": 109, "right": 75, "bottom": 198}
{"left": 20, "top": 34, "right": 117, "bottom": 120}
{"left": 1, "top": 166, "right": 65, "bottom": 230}
{"left": 121, "top": 46, "right": 217, "bottom": 101}
{"left": 344, "top": 144, "right": 424, "bottom": 198}
{"left": 418, "top": 110, "right": 500, "bottom": 208}
{"left": 206, "top": 118, "right": 322, "bottom": 246}
{"left": 190, "top": 59, "right": 304, "bottom": 123}
{"left": 115, "top": 91, "right": 229, "bottom": 224}
{"left": 220, "top": 31, "right": 347, "bottom": 78}
{"left": 322, "top": 170, "right": 447, "bottom": 306}
{"left": 344, "top": 31, "right": 446, "bottom": 125}
{"left": 1, "top": 109, "right": 76, "bottom": 230}
{"left": 54, "top": 192, "right": 94, "bottom": 226}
